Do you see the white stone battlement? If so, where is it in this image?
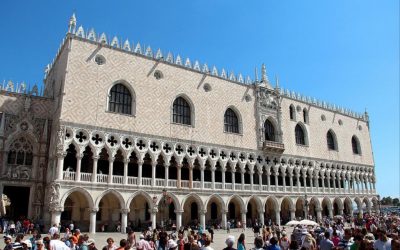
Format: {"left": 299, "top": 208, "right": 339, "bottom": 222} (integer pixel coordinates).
{"left": 0, "top": 80, "right": 43, "bottom": 96}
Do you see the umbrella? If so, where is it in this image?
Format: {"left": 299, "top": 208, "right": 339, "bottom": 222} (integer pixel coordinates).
{"left": 299, "top": 219, "right": 319, "bottom": 226}
{"left": 285, "top": 220, "right": 300, "bottom": 226}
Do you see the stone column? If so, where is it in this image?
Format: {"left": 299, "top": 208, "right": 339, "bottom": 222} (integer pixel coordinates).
{"left": 138, "top": 160, "right": 143, "bottom": 186}
{"left": 189, "top": 166, "right": 193, "bottom": 189}
{"left": 296, "top": 173, "right": 301, "bottom": 192}
{"left": 241, "top": 169, "right": 245, "bottom": 190}
{"left": 89, "top": 208, "right": 98, "bottom": 234}
{"left": 164, "top": 165, "right": 169, "bottom": 187}
{"left": 75, "top": 154, "right": 82, "bottom": 182}
{"left": 177, "top": 164, "right": 182, "bottom": 189}
{"left": 231, "top": 170, "right": 235, "bottom": 190}
{"left": 282, "top": 173, "right": 286, "bottom": 192}
{"left": 290, "top": 209, "right": 296, "bottom": 220}
{"left": 274, "top": 171, "right": 279, "bottom": 190}
{"left": 289, "top": 174, "right": 294, "bottom": 193}
{"left": 321, "top": 176, "right": 325, "bottom": 193}
{"left": 302, "top": 175, "right": 307, "bottom": 192}
{"left": 221, "top": 168, "right": 226, "bottom": 190}
{"left": 241, "top": 211, "right": 247, "bottom": 229}
{"left": 108, "top": 157, "right": 114, "bottom": 184}
{"left": 250, "top": 170, "right": 254, "bottom": 191}
{"left": 151, "top": 208, "right": 157, "bottom": 229}
{"left": 91, "top": 156, "right": 99, "bottom": 182}
{"left": 121, "top": 209, "right": 129, "bottom": 233}
{"left": 151, "top": 162, "right": 156, "bottom": 187}
{"left": 328, "top": 208, "right": 333, "bottom": 219}
{"left": 56, "top": 153, "right": 65, "bottom": 180}
{"left": 275, "top": 211, "right": 281, "bottom": 226}
{"left": 316, "top": 208, "right": 322, "bottom": 222}
{"left": 200, "top": 166, "right": 205, "bottom": 190}
{"left": 259, "top": 212, "right": 265, "bottom": 226}
{"left": 327, "top": 176, "right": 331, "bottom": 193}
{"left": 211, "top": 167, "right": 216, "bottom": 190}
{"left": 200, "top": 210, "right": 206, "bottom": 230}
{"left": 50, "top": 207, "right": 62, "bottom": 226}
{"left": 332, "top": 176, "right": 336, "bottom": 193}
{"left": 258, "top": 171, "right": 263, "bottom": 191}
{"left": 176, "top": 210, "right": 183, "bottom": 230}
{"left": 123, "top": 159, "right": 129, "bottom": 185}
{"left": 266, "top": 169, "right": 271, "bottom": 191}
{"left": 222, "top": 210, "right": 227, "bottom": 229}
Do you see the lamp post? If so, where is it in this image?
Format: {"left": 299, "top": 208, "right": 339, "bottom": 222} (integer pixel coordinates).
{"left": 304, "top": 194, "right": 309, "bottom": 219}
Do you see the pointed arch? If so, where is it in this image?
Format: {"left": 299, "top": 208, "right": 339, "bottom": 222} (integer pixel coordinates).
{"left": 95, "top": 189, "right": 126, "bottom": 209}
{"left": 295, "top": 122, "right": 308, "bottom": 145}
{"left": 265, "top": 196, "right": 280, "bottom": 211}
{"left": 224, "top": 106, "right": 242, "bottom": 134}
{"left": 172, "top": 94, "right": 194, "bottom": 126}
{"left": 60, "top": 187, "right": 95, "bottom": 209}
{"left": 303, "top": 108, "right": 309, "bottom": 123}
{"left": 107, "top": 80, "right": 135, "bottom": 115}
{"left": 204, "top": 194, "right": 226, "bottom": 209}
{"left": 226, "top": 194, "right": 245, "bottom": 212}
{"left": 264, "top": 117, "right": 277, "bottom": 141}
{"left": 126, "top": 190, "right": 154, "bottom": 210}
{"left": 246, "top": 195, "right": 263, "bottom": 212}
{"left": 181, "top": 193, "right": 204, "bottom": 211}
{"left": 352, "top": 135, "right": 361, "bottom": 155}
{"left": 280, "top": 196, "right": 295, "bottom": 211}
{"left": 289, "top": 104, "right": 296, "bottom": 120}
{"left": 327, "top": 129, "right": 338, "bottom": 150}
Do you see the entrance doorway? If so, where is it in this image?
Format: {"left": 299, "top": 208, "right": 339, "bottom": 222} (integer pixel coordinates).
{"left": 3, "top": 186, "right": 30, "bottom": 220}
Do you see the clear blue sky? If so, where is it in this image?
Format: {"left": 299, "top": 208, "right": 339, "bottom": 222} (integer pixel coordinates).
{"left": 0, "top": 1, "right": 398, "bottom": 197}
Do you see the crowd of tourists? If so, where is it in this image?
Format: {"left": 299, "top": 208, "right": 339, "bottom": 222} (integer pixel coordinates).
{"left": 2, "top": 212, "right": 400, "bottom": 250}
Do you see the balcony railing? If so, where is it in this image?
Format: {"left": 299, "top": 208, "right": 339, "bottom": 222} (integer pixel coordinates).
{"left": 263, "top": 140, "right": 285, "bottom": 153}
{"left": 62, "top": 171, "right": 372, "bottom": 195}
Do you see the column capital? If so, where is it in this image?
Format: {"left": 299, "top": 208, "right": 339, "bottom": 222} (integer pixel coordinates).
{"left": 76, "top": 153, "right": 83, "bottom": 160}
{"left": 175, "top": 209, "right": 184, "bottom": 214}
{"left": 88, "top": 208, "right": 99, "bottom": 213}
{"left": 120, "top": 208, "right": 130, "bottom": 214}
{"left": 138, "top": 159, "right": 144, "bottom": 165}
{"left": 109, "top": 157, "right": 115, "bottom": 163}
{"left": 124, "top": 158, "right": 130, "bottom": 164}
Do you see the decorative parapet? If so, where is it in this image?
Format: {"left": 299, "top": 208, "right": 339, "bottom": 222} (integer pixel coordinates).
{"left": 279, "top": 87, "right": 368, "bottom": 121}
{"left": 0, "top": 80, "right": 43, "bottom": 96}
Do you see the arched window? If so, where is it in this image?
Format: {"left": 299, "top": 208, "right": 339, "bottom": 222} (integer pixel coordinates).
{"left": 303, "top": 108, "right": 308, "bottom": 123}
{"left": 352, "top": 136, "right": 361, "bottom": 155}
{"left": 327, "top": 130, "right": 336, "bottom": 150}
{"left": 295, "top": 124, "right": 306, "bottom": 145}
{"left": 7, "top": 137, "right": 33, "bottom": 166}
{"left": 264, "top": 119, "right": 275, "bottom": 141}
{"left": 224, "top": 108, "right": 240, "bottom": 133}
{"left": 173, "top": 97, "right": 191, "bottom": 125}
{"left": 289, "top": 105, "right": 295, "bottom": 120}
{"left": 108, "top": 83, "right": 132, "bottom": 115}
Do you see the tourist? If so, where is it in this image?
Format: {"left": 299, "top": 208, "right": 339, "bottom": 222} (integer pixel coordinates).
{"left": 35, "top": 240, "right": 45, "bottom": 250}
{"left": 227, "top": 221, "right": 231, "bottom": 233}
{"left": 167, "top": 238, "right": 178, "bottom": 250}
{"left": 3, "top": 235, "right": 13, "bottom": 250}
{"left": 137, "top": 234, "right": 153, "bottom": 250}
{"left": 223, "top": 236, "right": 236, "bottom": 250}
{"left": 21, "top": 240, "right": 32, "bottom": 250}
{"left": 373, "top": 229, "right": 392, "bottom": 250}
{"left": 279, "top": 231, "right": 290, "bottom": 250}
{"left": 237, "top": 233, "right": 246, "bottom": 250}
{"left": 49, "top": 233, "right": 69, "bottom": 250}
{"left": 127, "top": 231, "right": 136, "bottom": 250}
{"left": 331, "top": 231, "right": 340, "bottom": 247}
{"left": 288, "top": 240, "right": 299, "bottom": 250}
{"left": 48, "top": 224, "right": 59, "bottom": 238}
{"left": 177, "top": 233, "right": 184, "bottom": 250}
{"left": 201, "top": 235, "right": 213, "bottom": 250}
{"left": 102, "top": 238, "right": 117, "bottom": 250}
{"left": 338, "top": 228, "right": 354, "bottom": 250}
{"left": 319, "top": 232, "right": 334, "bottom": 250}
{"left": 71, "top": 229, "right": 81, "bottom": 245}
{"left": 252, "top": 236, "right": 264, "bottom": 250}
{"left": 116, "top": 239, "right": 127, "bottom": 250}
{"left": 86, "top": 239, "right": 98, "bottom": 250}
{"left": 9, "top": 221, "right": 16, "bottom": 237}
{"left": 29, "top": 229, "right": 41, "bottom": 250}
{"left": 253, "top": 223, "right": 260, "bottom": 237}
{"left": 267, "top": 237, "right": 281, "bottom": 250}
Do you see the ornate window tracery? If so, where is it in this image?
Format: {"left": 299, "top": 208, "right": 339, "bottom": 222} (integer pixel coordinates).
{"left": 295, "top": 124, "right": 306, "bottom": 145}
{"left": 7, "top": 137, "right": 33, "bottom": 166}
{"left": 264, "top": 119, "right": 275, "bottom": 141}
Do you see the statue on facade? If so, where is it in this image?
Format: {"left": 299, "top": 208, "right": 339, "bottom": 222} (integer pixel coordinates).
{"left": 49, "top": 182, "right": 60, "bottom": 204}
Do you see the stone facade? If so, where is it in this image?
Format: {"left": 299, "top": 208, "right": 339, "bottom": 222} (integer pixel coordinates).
{"left": 0, "top": 15, "right": 377, "bottom": 233}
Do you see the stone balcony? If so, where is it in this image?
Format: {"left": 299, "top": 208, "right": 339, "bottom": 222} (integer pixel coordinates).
{"left": 263, "top": 140, "right": 285, "bottom": 153}
{"left": 62, "top": 171, "right": 375, "bottom": 195}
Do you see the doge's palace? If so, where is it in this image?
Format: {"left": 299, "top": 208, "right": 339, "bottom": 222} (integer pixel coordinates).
{"left": 0, "top": 14, "right": 378, "bottom": 233}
